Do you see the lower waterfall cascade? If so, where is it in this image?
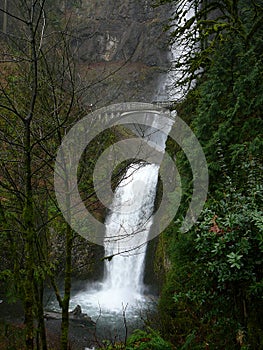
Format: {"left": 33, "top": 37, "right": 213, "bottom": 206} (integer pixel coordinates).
{"left": 99, "top": 162, "right": 160, "bottom": 311}
{"left": 70, "top": 131, "right": 170, "bottom": 315}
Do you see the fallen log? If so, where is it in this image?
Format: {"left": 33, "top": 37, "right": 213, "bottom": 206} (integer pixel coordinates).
{"left": 44, "top": 305, "right": 96, "bottom": 326}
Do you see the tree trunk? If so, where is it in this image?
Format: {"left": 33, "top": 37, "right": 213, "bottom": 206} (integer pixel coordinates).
{"left": 61, "top": 223, "right": 73, "bottom": 350}
{"left": 23, "top": 120, "right": 35, "bottom": 350}
{"left": 35, "top": 279, "right": 48, "bottom": 350}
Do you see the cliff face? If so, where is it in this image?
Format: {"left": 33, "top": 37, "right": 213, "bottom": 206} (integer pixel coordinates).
{"left": 70, "top": 0, "right": 170, "bottom": 67}
{"left": 0, "top": 1, "right": 171, "bottom": 105}
{"left": 64, "top": 0, "right": 172, "bottom": 106}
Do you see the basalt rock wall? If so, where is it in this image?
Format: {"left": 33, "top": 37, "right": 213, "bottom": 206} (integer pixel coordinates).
{"left": 69, "top": 0, "right": 171, "bottom": 67}
{"left": 64, "top": 0, "right": 172, "bottom": 106}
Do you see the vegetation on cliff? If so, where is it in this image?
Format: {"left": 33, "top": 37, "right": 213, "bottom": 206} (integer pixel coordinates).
{"left": 156, "top": 0, "right": 263, "bottom": 349}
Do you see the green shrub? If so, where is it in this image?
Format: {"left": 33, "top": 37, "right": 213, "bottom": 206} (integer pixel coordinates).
{"left": 126, "top": 329, "right": 173, "bottom": 350}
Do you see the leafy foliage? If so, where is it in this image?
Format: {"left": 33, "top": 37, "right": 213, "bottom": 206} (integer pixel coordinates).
{"left": 158, "top": 160, "right": 262, "bottom": 348}
{"left": 157, "top": 1, "right": 263, "bottom": 349}
{"left": 100, "top": 328, "right": 173, "bottom": 350}
{"left": 156, "top": 0, "right": 263, "bottom": 93}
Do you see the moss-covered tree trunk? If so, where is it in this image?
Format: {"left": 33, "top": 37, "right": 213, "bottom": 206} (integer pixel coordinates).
{"left": 23, "top": 120, "right": 35, "bottom": 350}
{"left": 34, "top": 279, "right": 48, "bottom": 350}
{"left": 22, "top": 12, "right": 40, "bottom": 346}
{"left": 61, "top": 223, "right": 73, "bottom": 350}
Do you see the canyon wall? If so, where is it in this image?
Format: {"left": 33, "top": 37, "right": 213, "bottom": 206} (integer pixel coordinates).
{"left": 64, "top": 0, "right": 172, "bottom": 106}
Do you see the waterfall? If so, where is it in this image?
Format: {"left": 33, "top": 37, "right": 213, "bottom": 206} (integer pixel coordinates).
{"left": 68, "top": 118, "right": 172, "bottom": 316}
{"left": 96, "top": 0, "right": 196, "bottom": 307}
{"left": 69, "top": 2, "right": 195, "bottom": 321}
{"left": 69, "top": 122, "right": 171, "bottom": 317}
{"left": 91, "top": 116, "right": 171, "bottom": 312}
{"left": 95, "top": 162, "right": 159, "bottom": 311}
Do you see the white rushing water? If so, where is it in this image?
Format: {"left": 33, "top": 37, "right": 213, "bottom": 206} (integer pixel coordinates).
{"left": 156, "top": 2, "right": 196, "bottom": 102}
{"left": 100, "top": 162, "right": 159, "bottom": 310}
